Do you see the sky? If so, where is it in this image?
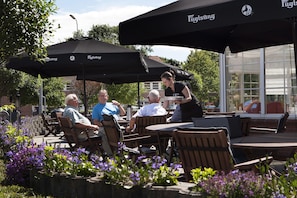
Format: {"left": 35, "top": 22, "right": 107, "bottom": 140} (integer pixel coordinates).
{"left": 49, "top": 0, "right": 194, "bottom": 62}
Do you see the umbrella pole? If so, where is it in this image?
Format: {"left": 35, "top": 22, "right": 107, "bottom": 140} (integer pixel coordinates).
{"left": 138, "top": 81, "right": 140, "bottom": 108}
{"left": 83, "top": 66, "right": 87, "bottom": 116}
{"left": 293, "top": 19, "right": 297, "bottom": 79}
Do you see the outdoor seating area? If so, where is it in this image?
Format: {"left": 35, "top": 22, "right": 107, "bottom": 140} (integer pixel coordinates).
{"left": 20, "top": 111, "right": 297, "bottom": 197}
{"left": 4, "top": 0, "right": 297, "bottom": 197}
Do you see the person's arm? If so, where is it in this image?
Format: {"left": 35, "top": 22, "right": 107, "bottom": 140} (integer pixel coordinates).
{"left": 75, "top": 122, "right": 99, "bottom": 130}
{"left": 175, "top": 86, "right": 192, "bottom": 104}
{"left": 163, "top": 100, "right": 169, "bottom": 109}
{"left": 126, "top": 117, "right": 136, "bottom": 132}
{"left": 112, "top": 100, "right": 126, "bottom": 116}
{"left": 93, "top": 119, "right": 103, "bottom": 127}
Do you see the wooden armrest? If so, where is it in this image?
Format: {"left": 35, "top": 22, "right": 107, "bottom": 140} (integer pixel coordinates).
{"left": 250, "top": 127, "right": 277, "bottom": 134}
{"left": 235, "top": 156, "right": 273, "bottom": 170}
{"left": 123, "top": 133, "right": 140, "bottom": 138}
{"left": 81, "top": 129, "right": 94, "bottom": 138}
{"left": 123, "top": 135, "right": 152, "bottom": 143}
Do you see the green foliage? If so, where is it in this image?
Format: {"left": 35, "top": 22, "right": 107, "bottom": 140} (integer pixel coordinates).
{"left": 105, "top": 83, "right": 142, "bottom": 105}
{"left": 184, "top": 50, "right": 219, "bottom": 104}
{"left": 191, "top": 167, "right": 216, "bottom": 184}
{"left": 0, "top": 160, "right": 44, "bottom": 198}
{"left": 0, "top": 67, "right": 22, "bottom": 98}
{"left": 71, "top": 80, "right": 102, "bottom": 112}
{"left": 0, "top": 0, "right": 57, "bottom": 63}
{"left": 43, "top": 78, "right": 65, "bottom": 110}
{"left": 43, "top": 146, "right": 70, "bottom": 176}
{"left": 16, "top": 73, "right": 39, "bottom": 105}
{"left": 88, "top": 24, "right": 119, "bottom": 45}
{"left": 0, "top": 104, "right": 15, "bottom": 112}
{"left": 152, "top": 165, "right": 179, "bottom": 186}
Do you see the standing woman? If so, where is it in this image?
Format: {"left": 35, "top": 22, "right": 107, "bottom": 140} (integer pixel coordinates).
{"left": 161, "top": 71, "right": 203, "bottom": 122}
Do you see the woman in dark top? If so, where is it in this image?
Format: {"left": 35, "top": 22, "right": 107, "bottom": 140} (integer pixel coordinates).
{"left": 161, "top": 71, "right": 203, "bottom": 122}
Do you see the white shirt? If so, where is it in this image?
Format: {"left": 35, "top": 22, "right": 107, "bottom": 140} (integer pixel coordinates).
{"left": 132, "top": 103, "right": 167, "bottom": 118}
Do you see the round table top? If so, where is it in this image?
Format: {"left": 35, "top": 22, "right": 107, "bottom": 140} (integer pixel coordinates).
{"left": 145, "top": 122, "right": 193, "bottom": 133}
{"left": 231, "top": 133, "right": 297, "bottom": 149}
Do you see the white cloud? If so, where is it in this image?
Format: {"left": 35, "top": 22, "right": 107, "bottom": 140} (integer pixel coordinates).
{"left": 49, "top": 6, "right": 153, "bottom": 43}
{"left": 48, "top": 5, "right": 192, "bottom": 62}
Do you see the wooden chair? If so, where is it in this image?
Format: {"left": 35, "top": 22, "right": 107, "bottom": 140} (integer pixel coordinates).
{"left": 101, "top": 114, "right": 156, "bottom": 155}
{"left": 173, "top": 129, "right": 273, "bottom": 181}
{"left": 250, "top": 112, "right": 289, "bottom": 134}
{"left": 0, "top": 110, "right": 9, "bottom": 125}
{"left": 58, "top": 117, "right": 103, "bottom": 154}
{"left": 240, "top": 117, "right": 251, "bottom": 136}
{"left": 133, "top": 115, "right": 168, "bottom": 152}
{"left": 41, "top": 113, "right": 60, "bottom": 137}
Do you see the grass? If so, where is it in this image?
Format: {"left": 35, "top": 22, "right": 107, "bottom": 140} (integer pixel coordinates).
{"left": 0, "top": 159, "right": 49, "bottom": 198}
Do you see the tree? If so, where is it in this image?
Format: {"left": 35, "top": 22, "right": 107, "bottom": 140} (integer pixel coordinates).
{"left": 184, "top": 50, "right": 219, "bottom": 104}
{"left": 0, "top": 67, "right": 22, "bottom": 101}
{"left": 105, "top": 83, "right": 142, "bottom": 106}
{"left": 88, "top": 24, "right": 119, "bottom": 44}
{"left": 71, "top": 80, "right": 102, "bottom": 112}
{"left": 0, "top": 0, "right": 57, "bottom": 64}
{"left": 43, "top": 78, "right": 65, "bottom": 110}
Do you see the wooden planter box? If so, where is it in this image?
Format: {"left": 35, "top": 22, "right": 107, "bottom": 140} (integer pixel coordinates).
{"left": 30, "top": 171, "right": 204, "bottom": 198}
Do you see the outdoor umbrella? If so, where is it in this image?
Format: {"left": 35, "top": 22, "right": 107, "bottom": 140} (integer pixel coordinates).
{"left": 119, "top": 0, "right": 297, "bottom": 72}
{"left": 77, "top": 56, "right": 193, "bottom": 107}
{"left": 7, "top": 37, "right": 148, "bottom": 114}
{"left": 77, "top": 56, "right": 193, "bottom": 83}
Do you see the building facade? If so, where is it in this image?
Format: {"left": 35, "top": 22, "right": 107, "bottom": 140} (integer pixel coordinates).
{"left": 220, "top": 44, "right": 296, "bottom": 118}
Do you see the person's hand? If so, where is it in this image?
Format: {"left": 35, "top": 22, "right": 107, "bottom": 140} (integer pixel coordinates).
{"left": 112, "top": 100, "right": 121, "bottom": 106}
{"left": 126, "top": 126, "right": 132, "bottom": 133}
{"left": 90, "top": 124, "right": 99, "bottom": 130}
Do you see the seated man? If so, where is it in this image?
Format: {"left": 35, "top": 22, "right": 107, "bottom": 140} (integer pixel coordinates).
{"left": 92, "top": 89, "right": 126, "bottom": 126}
{"left": 63, "top": 93, "right": 112, "bottom": 155}
{"left": 126, "top": 89, "right": 168, "bottom": 132}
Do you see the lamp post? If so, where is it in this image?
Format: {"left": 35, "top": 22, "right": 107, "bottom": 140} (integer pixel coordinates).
{"left": 69, "top": 14, "right": 78, "bottom": 33}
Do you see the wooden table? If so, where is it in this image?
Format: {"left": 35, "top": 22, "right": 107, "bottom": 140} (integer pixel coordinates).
{"left": 146, "top": 122, "right": 193, "bottom": 161}
{"left": 146, "top": 122, "right": 297, "bottom": 160}
{"left": 145, "top": 122, "right": 193, "bottom": 135}
{"left": 231, "top": 133, "right": 297, "bottom": 160}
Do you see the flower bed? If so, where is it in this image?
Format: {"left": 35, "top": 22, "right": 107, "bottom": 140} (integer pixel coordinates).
{"left": 1, "top": 118, "right": 297, "bottom": 197}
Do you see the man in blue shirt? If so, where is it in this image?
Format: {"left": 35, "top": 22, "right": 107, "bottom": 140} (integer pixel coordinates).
{"left": 92, "top": 89, "right": 126, "bottom": 126}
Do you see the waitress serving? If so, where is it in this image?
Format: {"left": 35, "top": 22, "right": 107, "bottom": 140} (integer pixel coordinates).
{"left": 161, "top": 71, "right": 203, "bottom": 122}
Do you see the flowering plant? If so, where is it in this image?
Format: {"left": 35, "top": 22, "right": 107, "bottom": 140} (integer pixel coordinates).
{"left": 6, "top": 142, "right": 45, "bottom": 186}
{"left": 43, "top": 146, "right": 97, "bottom": 177}
{"left": 68, "top": 148, "right": 96, "bottom": 177}
{"left": 92, "top": 142, "right": 181, "bottom": 188}
{"left": 43, "top": 146, "right": 71, "bottom": 176}
{"left": 199, "top": 169, "right": 271, "bottom": 197}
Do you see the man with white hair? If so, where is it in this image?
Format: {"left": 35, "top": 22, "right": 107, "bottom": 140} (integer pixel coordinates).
{"left": 63, "top": 93, "right": 112, "bottom": 155}
{"left": 126, "top": 89, "right": 167, "bottom": 132}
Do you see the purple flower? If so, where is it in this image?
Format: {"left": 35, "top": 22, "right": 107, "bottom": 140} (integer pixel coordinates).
{"left": 130, "top": 171, "right": 140, "bottom": 185}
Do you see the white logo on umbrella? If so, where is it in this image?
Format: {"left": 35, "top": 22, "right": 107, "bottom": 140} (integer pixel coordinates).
{"left": 70, "top": 55, "right": 75, "bottom": 61}
{"left": 241, "top": 5, "right": 252, "bottom": 16}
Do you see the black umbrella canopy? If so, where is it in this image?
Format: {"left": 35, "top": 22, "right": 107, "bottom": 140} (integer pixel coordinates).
{"left": 119, "top": 0, "right": 297, "bottom": 54}
{"left": 77, "top": 56, "right": 193, "bottom": 84}
{"left": 6, "top": 37, "right": 148, "bottom": 115}
{"left": 7, "top": 37, "right": 148, "bottom": 77}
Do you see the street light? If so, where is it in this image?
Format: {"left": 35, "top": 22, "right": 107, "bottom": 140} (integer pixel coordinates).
{"left": 69, "top": 14, "right": 78, "bottom": 33}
